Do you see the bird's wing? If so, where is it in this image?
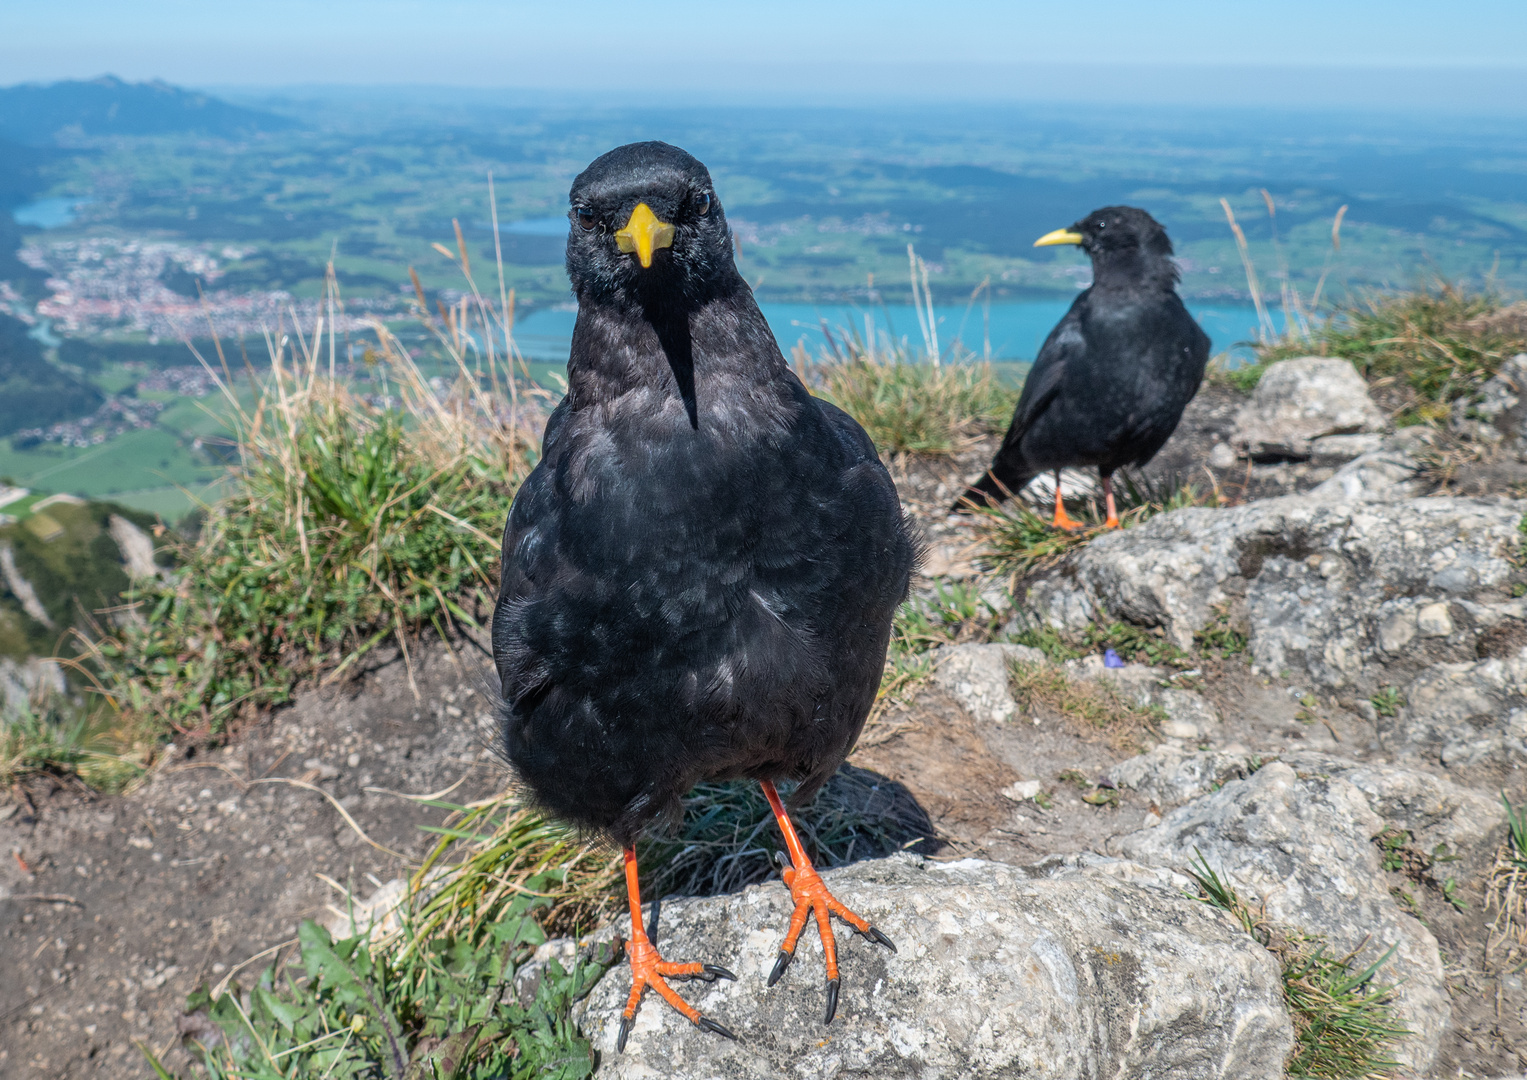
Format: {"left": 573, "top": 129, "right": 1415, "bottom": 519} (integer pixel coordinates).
{"left": 1008, "top": 310, "right": 1086, "bottom": 440}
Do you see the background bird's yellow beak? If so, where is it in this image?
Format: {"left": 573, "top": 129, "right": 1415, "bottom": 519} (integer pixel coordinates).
{"left": 615, "top": 203, "right": 676, "bottom": 268}
{"left": 1033, "top": 228, "right": 1085, "bottom": 247}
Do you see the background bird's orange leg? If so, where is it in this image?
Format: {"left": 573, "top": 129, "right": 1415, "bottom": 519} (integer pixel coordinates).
{"left": 1051, "top": 471, "right": 1084, "bottom": 530}
{"left": 1100, "top": 473, "right": 1121, "bottom": 529}
{"left": 616, "top": 846, "right": 737, "bottom": 1052}
{"left": 760, "top": 780, "right": 895, "bottom": 1023}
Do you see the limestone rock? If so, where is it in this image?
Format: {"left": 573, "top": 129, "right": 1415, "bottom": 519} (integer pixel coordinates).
{"left": 1306, "top": 430, "right": 1430, "bottom": 503}
{"left": 1380, "top": 651, "right": 1527, "bottom": 767}
{"left": 1105, "top": 745, "right": 1269, "bottom": 808}
{"left": 107, "top": 513, "right": 163, "bottom": 581}
{"left": 577, "top": 854, "right": 1293, "bottom": 1079}
{"left": 1450, "top": 352, "right": 1527, "bottom": 449}
{"left": 1307, "top": 432, "right": 1384, "bottom": 464}
{"left": 1277, "top": 751, "right": 1506, "bottom": 881}
{"left": 1232, "top": 357, "right": 1386, "bottom": 460}
{"left": 1025, "top": 495, "right": 1524, "bottom": 692}
{"left": 1118, "top": 762, "right": 1447, "bottom": 1072}
{"left": 929, "top": 643, "right": 1044, "bottom": 724}
{"left": 0, "top": 655, "right": 67, "bottom": 720}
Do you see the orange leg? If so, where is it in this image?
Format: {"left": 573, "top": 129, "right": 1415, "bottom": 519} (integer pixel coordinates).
{"left": 1100, "top": 473, "right": 1121, "bottom": 529}
{"left": 1051, "top": 471, "right": 1084, "bottom": 531}
{"left": 760, "top": 780, "right": 896, "bottom": 1023}
{"left": 616, "top": 846, "right": 736, "bottom": 1053}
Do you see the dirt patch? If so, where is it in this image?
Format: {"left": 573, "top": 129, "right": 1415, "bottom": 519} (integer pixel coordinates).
{"left": 1, "top": 638, "right": 505, "bottom": 1079}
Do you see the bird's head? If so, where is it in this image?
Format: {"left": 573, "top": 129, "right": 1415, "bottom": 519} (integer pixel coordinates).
{"left": 1034, "top": 206, "right": 1176, "bottom": 283}
{"left": 565, "top": 141, "right": 737, "bottom": 308}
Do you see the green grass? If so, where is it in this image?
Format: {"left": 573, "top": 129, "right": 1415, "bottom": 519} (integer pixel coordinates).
{"left": 1256, "top": 284, "right": 1527, "bottom": 426}
{"left": 1369, "top": 686, "right": 1405, "bottom": 719}
{"left": 1187, "top": 852, "right": 1408, "bottom": 1079}
{"left": 1010, "top": 620, "right": 1192, "bottom": 670}
{"left": 144, "top": 893, "right": 616, "bottom": 1080}
{"left": 801, "top": 328, "right": 1018, "bottom": 457}
{"left": 87, "top": 340, "right": 537, "bottom": 735}
{"left": 0, "top": 704, "right": 145, "bottom": 790}
{"left": 1007, "top": 658, "right": 1165, "bottom": 749}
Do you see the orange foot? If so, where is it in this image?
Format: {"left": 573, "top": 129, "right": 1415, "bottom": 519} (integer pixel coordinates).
{"left": 1051, "top": 471, "right": 1085, "bottom": 531}
{"left": 616, "top": 846, "right": 736, "bottom": 1053}
{"left": 761, "top": 781, "right": 896, "bottom": 1023}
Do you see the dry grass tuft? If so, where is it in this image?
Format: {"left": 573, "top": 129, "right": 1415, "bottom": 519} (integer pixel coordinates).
{"left": 1007, "top": 659, "right": 1162, "bottom": 750}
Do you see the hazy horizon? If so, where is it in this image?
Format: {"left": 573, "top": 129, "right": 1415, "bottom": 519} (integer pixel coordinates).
{"left": 4, "top": 0, "right": 1527, "bottom": 113}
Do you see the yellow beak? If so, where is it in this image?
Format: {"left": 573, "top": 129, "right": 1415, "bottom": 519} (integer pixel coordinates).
{"left": 1033, "top": 228, "right": 1085, "bottom": 248}
{"left": 614, "top": 203, "right": 676, "bottom": 268}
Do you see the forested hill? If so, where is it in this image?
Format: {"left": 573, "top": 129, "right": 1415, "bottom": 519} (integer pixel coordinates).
{"left": 0, "top": 75, "right": 292, "bottom": 145}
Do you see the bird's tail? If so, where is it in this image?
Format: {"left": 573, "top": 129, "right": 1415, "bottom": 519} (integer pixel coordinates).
{"left": 951, "top": 459, "right": 1034, "bottom": 513}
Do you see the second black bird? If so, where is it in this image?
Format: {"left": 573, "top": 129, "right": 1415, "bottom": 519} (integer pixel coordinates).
{"left": 954, "top": 206, "right": 1210, "bottom": 527}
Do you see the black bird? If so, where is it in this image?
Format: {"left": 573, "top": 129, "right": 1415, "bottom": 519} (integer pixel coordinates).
{"left": 493, "top": 142, "right": 914, "bottom": 1048}
{"left": 953, "top": 206, "right": 1210, "bottom": 527}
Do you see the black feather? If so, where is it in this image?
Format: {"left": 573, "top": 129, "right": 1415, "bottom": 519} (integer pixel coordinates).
{"left": 955, "top": 205, "right": 1211, "bottom": 511}
{"left": 494, "top": 142, "right": 915, "bottom": 848}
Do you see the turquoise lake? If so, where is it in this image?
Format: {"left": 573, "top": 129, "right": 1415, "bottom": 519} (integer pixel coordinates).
{"left": 512, "top": 300, "right": 1276, "bottom": 366}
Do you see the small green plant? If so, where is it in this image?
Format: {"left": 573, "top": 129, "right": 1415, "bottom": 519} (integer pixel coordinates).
{"left": 1374, "top": 828, "right": 1411, "bottom": 874}
{"left": 1186, "top": 851, "right": 1408, "bottom": 1079}
{"left": 1009, "top": 623, "right": 1084, "bottom": 662}
{"left": 1505, "top": 791, "right": 1527, "bottom": 872}
{"left": 1440, "top": 877, "right": 1469, "bottom": 913}
{"left": 894, "top": 580, "right": 1004, "bottom": 653}
{"left": 1369, "top": 686, "right": 1405, "bottom": 719}
{"left": 146, "top": 898, "right": 615, "bottom": 1080}
{"left": 87, "top": 333, "right": 537, "bottom": 737}
{"left": 1195, "top": 605, "right": 1248, "bottom": 658}
{"left": 1207, "top": 356, "right": 1271, "bottom": 394}
{"left": 1057, "top": 769, "right": 1090, "bottom": 787}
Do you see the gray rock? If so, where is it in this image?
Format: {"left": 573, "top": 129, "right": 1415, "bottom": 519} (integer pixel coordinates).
{"left": 107, "top": 513, "right": 163, "bottom": 581}
{"left": 1306, "top": 431, "right": 1430, "bottom": 503}
{"left": 1118, "top": 762, "right": 1447, "bottom": 1073}
{"left": 0, "top": 655, "right": 67, "bottom": 721}
{"left": 929, "top": 643, "right": 1045, "bottom": 724}
{"left": 1232, "top": 357, "right": 1387, "bottom": 460}
{"left": 1105, "top": 745, "right": 1271, "bottom": 808}
{"left": 1308, "top": 432, "right": 1384, "bottom": 464}
{"left": 577, "top": 854, "right": 1293, "bottom": 1079}
{"left": 1109, "top": 747, "right": 1505, "bottom": 876}
{"left": 1450, "top": 352, "right": 1527, "bottom": 449}
{"left": 1025, "top": 495, "right": 1524, "bottom": 693}
{"left": 1277, "top": 751, "right": 1506, "bottom": 880}
{"left": 1381, "top": 652, "right": 1527, "bottom": 767}
{"left": 0, "top": 541, "right": 52, "bottom": 629}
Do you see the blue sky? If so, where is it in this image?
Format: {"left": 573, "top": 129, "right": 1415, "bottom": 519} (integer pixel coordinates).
{"left": 2, "top": 1, "right": 1526, "bottom": 108}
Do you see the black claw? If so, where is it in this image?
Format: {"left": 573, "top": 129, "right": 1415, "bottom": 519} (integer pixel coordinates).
{"left": 767, "top": 949, "right": 794, "bottom": 987}
{"left": 617, "top": 1016, "right": 633, "bottom": 1054}
{"left": 860, "top": 925, "right": 897, "bottom": 953}
{"left": 824, "top": 978, "right": 840, "bottom": 1024}
{"left": 697, "top": 1016, "right": 738, "bottom": 1041}
{"left": 701, "top": 964, "right": 737, "bottom": 982}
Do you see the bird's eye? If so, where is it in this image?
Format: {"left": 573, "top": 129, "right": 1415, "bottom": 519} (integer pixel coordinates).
{"left": 575, "top": 207, "right": 596, "bottom": 231}
{"left": 695, "top": 192, "right": 711, "bottom": 215}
